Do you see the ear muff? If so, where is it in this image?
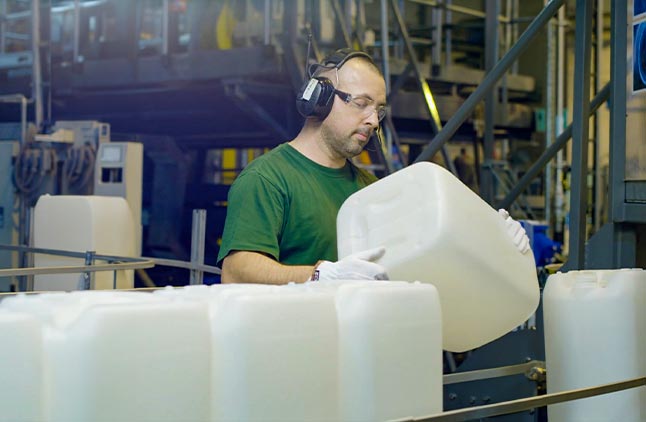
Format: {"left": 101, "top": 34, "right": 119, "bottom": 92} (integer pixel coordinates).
{"left": 296, "top": 76, "right": 336, "bottom": 119}
{"left": 295, "top": 49, "right": 375, "bottom": 120}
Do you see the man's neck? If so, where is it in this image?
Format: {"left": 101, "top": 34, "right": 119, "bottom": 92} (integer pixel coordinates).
{"left": 289, "top": 129, "right": 346, "bottom": 169}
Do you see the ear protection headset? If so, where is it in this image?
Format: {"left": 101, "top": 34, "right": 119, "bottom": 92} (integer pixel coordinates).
{"left": 295, "top": 48, "right": 375, "bottom": 120}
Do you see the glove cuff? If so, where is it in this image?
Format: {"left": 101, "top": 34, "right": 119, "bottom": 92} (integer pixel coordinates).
{"left": 309, "top": 260, "right": 327, "bottom": 281}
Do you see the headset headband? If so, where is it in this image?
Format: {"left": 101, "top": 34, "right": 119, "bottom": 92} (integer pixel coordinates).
{"left": 308, "top": 49, "right": 374, "bottom": 77}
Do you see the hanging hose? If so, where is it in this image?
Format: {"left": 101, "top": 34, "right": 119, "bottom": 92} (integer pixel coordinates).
{"left": 12, "top": 142, "right": 55, "bottom": 197}
{"left": 63, "top": 143, "right": 97, "bottom": 191}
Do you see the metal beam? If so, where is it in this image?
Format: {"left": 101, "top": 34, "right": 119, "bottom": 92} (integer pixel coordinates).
{"left": 609, "top": 0, "right": 627, "bottom": 223}
{"left": 410, "top": 377, "right": 646, "bottom": 422}
{"left": 414, "top": 0, "right": 565, "bottom": 163}
{"left": 567, "top": 0, "right": 593, "bottom": 270}
{"left": 498, "top": 82, "right": 610, "bottom": 210}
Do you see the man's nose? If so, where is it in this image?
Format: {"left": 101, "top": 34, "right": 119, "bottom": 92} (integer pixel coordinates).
{"left": 365, "top": 108, "right": 380, "bottom": 126}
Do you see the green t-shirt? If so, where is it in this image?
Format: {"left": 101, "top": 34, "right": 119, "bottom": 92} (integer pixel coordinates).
{"left": 217, "top": 143, "right": 377, "bottom": 266}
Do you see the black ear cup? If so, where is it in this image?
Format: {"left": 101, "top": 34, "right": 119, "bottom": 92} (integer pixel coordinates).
{"left": 296, "top": 77, "right": 336, "bottom": 119}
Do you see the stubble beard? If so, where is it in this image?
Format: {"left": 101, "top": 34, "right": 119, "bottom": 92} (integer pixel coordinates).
{"left": 320, "top": 125, "right": 366, "bottom": 160}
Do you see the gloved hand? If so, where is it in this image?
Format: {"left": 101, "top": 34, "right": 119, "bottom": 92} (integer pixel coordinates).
{"left": 310, "top": 247, "right": 389, "bottom": 281}
{"left": 498, "top": 209, "right": 531, "bottom": 254}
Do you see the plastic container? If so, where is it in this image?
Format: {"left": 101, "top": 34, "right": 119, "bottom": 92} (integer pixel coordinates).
{"left": 284, "top": 280, "right": 443, "bottom": 420}
{"left": 33, "top": 195, "right": 136, "bottom": 291}
{"left": 543, "top": 269, "right": 646, "bottom": 422}
{"left": 0, "top": 310, "right": 43, "bottom": 422}
{"left": 335, "top": 281, "right": 443, "bottom": 421}
{"left": 337, "top": 162, "right": 539, "bottom": 352}
{"left": 209, "top": 286, "right": 339, "bottom": 421}
{"left": 1, "top": 291, "right": 211, "bottom": 422}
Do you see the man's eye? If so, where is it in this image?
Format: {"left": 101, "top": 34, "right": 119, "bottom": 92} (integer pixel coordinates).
{"left": 352, "top": 98, "right": 370, "bottom": 108}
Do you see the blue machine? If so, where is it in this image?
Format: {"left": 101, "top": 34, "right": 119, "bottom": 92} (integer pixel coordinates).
{"left": 521, "top": 220, "right": 562, "bottom": 268}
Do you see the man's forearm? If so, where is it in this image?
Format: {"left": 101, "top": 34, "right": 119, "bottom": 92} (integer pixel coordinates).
{"left": 221, "top": 251, "right": 314, "bottom": 284}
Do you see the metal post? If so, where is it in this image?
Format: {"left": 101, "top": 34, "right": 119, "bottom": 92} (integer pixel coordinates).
{"left": 445, "top": 0, "right": 452, "bottom": 69}
{"left": 263, "top": 0, "right": 272, "bottom": 45}
{"left": 380, "top": 0, "right": 390, "bottom": 93}
{"left": 79, "top": 250, "right": 96, "bottom": 290}
{"left": 0, "top": 0, "right": 6, "bottom": 53}
{"left": 414, "top": 0, "right": 565, "bottom": 163}
{"left": 431, "top": 2, "right": 442, "bottom": 73}
{"left": 162, "top": 0, "right": 169, "bottom": 55}
{"left": 609, "top": 0, "right": 627, "bottom": 226}
{"left": 24, "top": 207, "right": 35, "bottom": 291}
{"left": 567, "top": 0, "right": 593, "bottom": 270}
{"left": 605, "top": 0, "right": 637, "bottom": 268}
{"left": 73, "top": 0, "right": 80, "bottom": 62}
{"left": 482, "top": 0, "right": 500, "bottom": 204}
{"left": 31, "top": 0, "right": 43, "bottom": 130}
{"left": 545, "top": 3, "right": 556, "bottom": 232}
{"left": 511, "top": 0, "right": 519, "bottom": 74}
{"left": 189, "top": 209, "right": 206, "bottom": 285}
{"left": 593, "top": 0, "right": 603, "bottom": 231}
{"left": 380, "top": 0, "right": 392, "bottom": 164}
{"left": 555, "top": 4, "right": 566, "bottom": 240}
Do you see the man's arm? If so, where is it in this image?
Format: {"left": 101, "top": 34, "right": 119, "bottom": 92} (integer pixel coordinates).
{"left": 221, "top": 251, "right": 314, "bottom": 284}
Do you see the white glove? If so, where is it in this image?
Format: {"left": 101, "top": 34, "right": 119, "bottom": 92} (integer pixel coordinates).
{"left": 498, "top": 209, "right": 531, "bottom": 254}
{"left": 310, "top": 247, "right": 389, "bottom": 282}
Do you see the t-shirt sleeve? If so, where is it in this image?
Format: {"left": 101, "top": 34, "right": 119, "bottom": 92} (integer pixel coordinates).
{"left": 217, "top": 170, "right": 285, "bottom": 266}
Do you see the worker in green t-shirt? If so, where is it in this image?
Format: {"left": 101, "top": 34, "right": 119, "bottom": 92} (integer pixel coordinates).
{"left": 217, "top": 49, "right": 389, "bottom": 284}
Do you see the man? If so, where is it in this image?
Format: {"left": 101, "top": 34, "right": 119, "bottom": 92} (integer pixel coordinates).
{"left": 453, "top": 147, "right": 478, "bottom": 192}
{"left": 217, "top": 49, "right": 389, "bottom": 284}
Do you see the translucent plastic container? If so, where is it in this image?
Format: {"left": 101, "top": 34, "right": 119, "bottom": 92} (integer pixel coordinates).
{"left": 33, "top": 195, "right": 136, "bottom": 291}
{"left": 284, "top": 280, "right": 443, "bottom": 421}
{"left": 0, "top": 310, "right": 43, "bottom": 422}
{"left": 543, "top": 269, "right": 646, "bottom": 422}
{"left": 335, "top": 281, "right": 443, "bottom": 421}
{"left": 1, "top": 291, "right": 211, "bottom": 422}
{"left": 337, "top": 162, "right": 539, "bottom": 352}
{"left": 209, "top": 286, "right": 339, "bottom": 421}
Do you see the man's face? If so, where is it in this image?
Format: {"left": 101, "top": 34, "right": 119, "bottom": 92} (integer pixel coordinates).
{"left": 319, "top": 60, "right": 387, "bottom": 160}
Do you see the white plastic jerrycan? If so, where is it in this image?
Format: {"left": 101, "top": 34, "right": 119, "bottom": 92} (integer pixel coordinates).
{"left": 337, "top": 162, "right": 539, "bottom": 352}
{"left": 543, "top": 269, "right": 646, "bottom": 422}
{"left": 33, "top": 195, "right": 136, "bottom": 290}
{"left": 209, "top": 286, "right": 339, "bottom": 421}
{"left": 0, "top": 310, "right": 43, "bottom": 422}
{"left": 1, "top": 291, "right": 211, "bottom": 422}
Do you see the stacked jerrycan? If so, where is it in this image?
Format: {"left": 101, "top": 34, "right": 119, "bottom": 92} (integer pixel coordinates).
{"left": 543, "top": 269, "right": 646, "bottom": 422}
{"left": 0, "top": 291, "right": 210, "bottom": 422}
{"left": 156, "top": 281, "right": 443, "bottom": 421}
{"left": 337, "top": 162, "right": 540, "bottom": 352}
{"left": 284, "top": 280, "right": 443, "bottom": 421}
{"left": 0, "top": 310, "right": 43, "bottom": 422}
{"left": 156, "top": 283, "right": 339, "bottom": 421}
{"left": 0, "top": 281, "right": 444, "bottom": 421}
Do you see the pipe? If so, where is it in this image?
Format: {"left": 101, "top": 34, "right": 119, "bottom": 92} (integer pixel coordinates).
{"left": 555, "top": 4, "right": 566, "bottom": 237}
{"left": 31, "top": 0, "right": 43, "bottom": 130}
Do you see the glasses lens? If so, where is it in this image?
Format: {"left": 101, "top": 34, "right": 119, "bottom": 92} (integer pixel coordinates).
{"left": 376, "top": 108, "right": 387, "bottom": 121}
